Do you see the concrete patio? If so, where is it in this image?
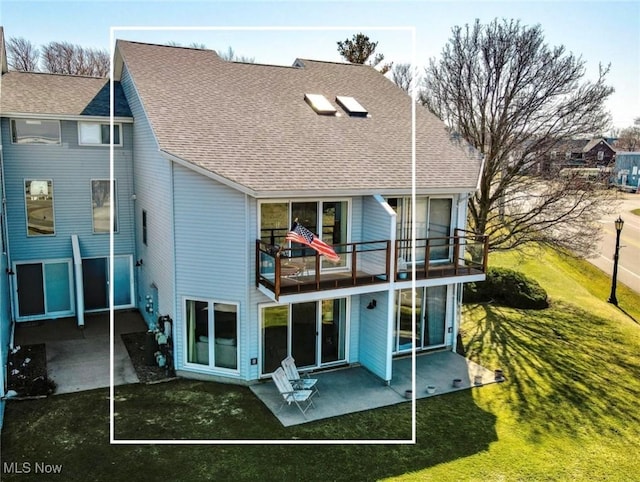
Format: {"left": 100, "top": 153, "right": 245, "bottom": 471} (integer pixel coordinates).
{"left": 13, "top": 311, "right": 146, "bottom": 394}
{"left": 250, "top": 351, "right": 501, "bottom": 426}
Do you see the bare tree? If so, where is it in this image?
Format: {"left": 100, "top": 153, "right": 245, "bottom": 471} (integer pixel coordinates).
{"left": 615, "top": 125, "right": 640, "bottom": 151}
{"left": 423, "top": 19, "right": 616, "bottom": 256}
{"left": 41, "top": 41, "right": 109, "bottom": 76}
{"left": 337, "top": 33, "right": 392, "bottom": 74}
{"left": 391, "top": 63, "right": 415, "bottom": 93}
{"left": 217, "top": 46, "right": 255, "bottom": 63}
{"left": 6, "top": 37, "right": 39, "bottom": 71}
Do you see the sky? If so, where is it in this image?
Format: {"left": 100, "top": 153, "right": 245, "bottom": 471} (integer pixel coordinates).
{"left": 1, "top": 0, "right": 638, "bottom": 130}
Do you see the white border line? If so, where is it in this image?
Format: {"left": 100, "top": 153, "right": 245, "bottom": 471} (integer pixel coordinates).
{"left": 110, "top": 24, "right": 417, "bottom": 445}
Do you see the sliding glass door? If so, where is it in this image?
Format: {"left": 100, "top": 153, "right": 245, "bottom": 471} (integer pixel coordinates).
{"left": 394, "top": 286, "right": 449, "bottom": 353}
{"left": 261, "top": 298, "right": 347, "bottom": 376}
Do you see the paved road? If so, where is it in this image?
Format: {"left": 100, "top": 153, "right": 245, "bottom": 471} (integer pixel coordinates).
{"left": 588, "top": 193, "right": 640, "bottom": 294}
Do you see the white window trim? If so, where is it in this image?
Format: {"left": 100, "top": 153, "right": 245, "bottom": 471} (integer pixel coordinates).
{"left": 13, "top": 258, "right": 75, "bottom": 321}
{"left": 81, "top": 254, "right": 135, "bottom": 312}
{"left": 257, "top": 198, "right": 352, "bottom": 272}
{"left": 91, "top": 179, "right": 118, "bottom": 234}
{"left": 182, "top": 297, "right": 240, "bottom": 374}
{"left": 24, "top": 179, "right": 55, "bottom": 237}
{"left": 11, "top": 118, "right": 61, "bottom": 145}
{"left": 258, "top": 297, "right": 350, "bottom": 378}
{"left": 77, "top": 121, "right": 123, "bottom": 146}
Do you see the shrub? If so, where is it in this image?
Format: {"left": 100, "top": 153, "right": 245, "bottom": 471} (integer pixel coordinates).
{"left": 464, "top": 266, "right": 549, "bottom": 309}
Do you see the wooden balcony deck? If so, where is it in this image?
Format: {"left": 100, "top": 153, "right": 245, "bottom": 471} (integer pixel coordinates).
{"left": 256, "top": 230, "right": 488, "bottom": 300}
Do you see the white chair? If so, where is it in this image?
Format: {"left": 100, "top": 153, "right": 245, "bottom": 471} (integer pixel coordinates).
{"left": 281, "top": 355, "right": 319, "bottom": 396}
{"left": 272, "top": 367, "right": 315, "bottom": 418}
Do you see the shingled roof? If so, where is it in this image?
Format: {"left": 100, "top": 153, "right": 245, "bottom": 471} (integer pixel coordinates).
{"left": 116, "top": 40, "right": 481, "bottom": 196}
{"left": 0, "top": 71, "right": 131, "bottom": 118}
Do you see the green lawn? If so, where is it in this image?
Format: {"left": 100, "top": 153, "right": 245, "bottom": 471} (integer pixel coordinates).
{"left": 2, "top": 248, "right": 640, "bottom": 481}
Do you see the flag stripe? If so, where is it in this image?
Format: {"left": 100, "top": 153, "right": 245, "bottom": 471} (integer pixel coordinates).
{"left": 285, "top": 223, "right": 341, "bottom": 262}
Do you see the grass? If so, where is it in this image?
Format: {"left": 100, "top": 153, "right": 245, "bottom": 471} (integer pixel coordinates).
{"left": 2, "top": 248, "right": 640, "bottom": 481}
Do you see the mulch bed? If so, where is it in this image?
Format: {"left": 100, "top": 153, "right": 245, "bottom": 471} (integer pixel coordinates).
{"left": 7, "top": 344, "right": 56, "bottom": 398}
{"left": 120, "top": 332, "right": 176, "bottom": 384}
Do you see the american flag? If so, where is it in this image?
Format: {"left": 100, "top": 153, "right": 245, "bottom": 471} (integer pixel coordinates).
{"left": 285, "top": 222, "right": 341, "bottom": 262}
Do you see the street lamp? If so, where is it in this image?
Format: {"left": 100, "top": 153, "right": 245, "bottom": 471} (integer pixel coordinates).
{"left": 607, "top": 216, "right": 624, "bottom": 305}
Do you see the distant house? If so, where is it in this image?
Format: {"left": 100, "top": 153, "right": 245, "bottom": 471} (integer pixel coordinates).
{"left": 541, "top": 137, "right": 616, "bottom": 176}
{"left": 0, "top": 30, "right": 489, "bottom": 426}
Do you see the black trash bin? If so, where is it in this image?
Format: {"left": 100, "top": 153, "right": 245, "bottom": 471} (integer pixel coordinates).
{"left": 145, "top": 330, "right": 158, "bottom": 366}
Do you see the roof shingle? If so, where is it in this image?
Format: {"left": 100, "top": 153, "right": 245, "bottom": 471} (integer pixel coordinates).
{"left": 0, "top": 71, "right": 131, "bottom": 118}
{"left": 116, "top": 40, "right": 481, "bottom": 196}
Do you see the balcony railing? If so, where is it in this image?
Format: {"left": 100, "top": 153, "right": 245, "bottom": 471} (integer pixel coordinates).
{"left": 256, "top": 229, "right": 488, "bottom": 300}
{"left": 395, "top": 229, "right": 488, "bottom": 281}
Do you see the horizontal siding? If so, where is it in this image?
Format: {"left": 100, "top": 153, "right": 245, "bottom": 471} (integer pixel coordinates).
{"left": 120, "top": 65, "right": 175, "bottom": 328}
{"left": 1, "top": 118, "right": 134, "bottom": 261}
{"left": 358, "top": 292, "right": 391, "bottom": 380}
{"left": 173, "top": 163, "right": 248, "bottom": 377}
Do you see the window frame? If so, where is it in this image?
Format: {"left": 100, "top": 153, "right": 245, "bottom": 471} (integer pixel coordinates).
{"left": 24, "top": 179, "right": 56, "bottom": 237}
{"left": 91, "top": 179, "right": 118, "bottom": 234}
{"left": 78, "top": 121, "right": 122, "bottom": 146}
{"left": 11, "top": 118, "right": 61, "bottom": 145}
{"left": 183, "top": 297, "right": 240, "bottom": 373}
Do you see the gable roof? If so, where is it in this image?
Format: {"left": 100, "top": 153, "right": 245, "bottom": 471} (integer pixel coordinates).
{"left": 0, "top": 71, "right": 132, "bottom": 119}
{"left": 116, "top": 40, "right": 482, "bottom": 197}
{"left": 582, "top": 137, "right": 615, "bottom": 153}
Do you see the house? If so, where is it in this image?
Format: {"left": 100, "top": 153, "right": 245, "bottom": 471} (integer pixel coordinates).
{"left": 0, "top": 28, "right": 134, "bottom": 426}
{"left": 112, "top": 39, "right": 487, "bottom": 384}
{"left": 612, "top": 152, "right": 640, "bottom": 191}
{"left": 0, "top": 32, "right": 487, "bottom": 427}
{"left": 544, "top": 137, "right": 616, "bottom": 172}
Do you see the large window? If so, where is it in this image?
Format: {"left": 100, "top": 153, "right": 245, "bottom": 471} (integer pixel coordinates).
{"left": 394, "top": 286, "right": 448, "bottom": 353}
{"left": 185, "top": 299, "right": 238, "bottom": 370}
{"left": 11, "top": 119, "right": 60, "bottom": 144}
{"left": 25, "top": 180, "right": 55, "bottom": 236}
{"left": 259, "top": 200, "right": 349, "bottom": 268}
{"left": 261, "top": 298, "right": 347, "bottom": 375}
{"left": 78, "top": 122, "right": 121, "bottom": 146}
{"left": 389, "top": 196, "right": 453, "bottom": 264}
{"left": 92, "top": 180, "right": 117, "bottom": 233}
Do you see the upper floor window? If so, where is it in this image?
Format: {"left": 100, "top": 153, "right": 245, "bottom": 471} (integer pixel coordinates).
{"left": 78, "top": 122, "right": 121, "bottom": 146}
{"left": 597, "top": 150, "right": 604, "bottom": 161}
{"left": 25, "top": 180, "right": 55, "bottom": 236}
{"left": 550, "top": 151, "right": 557, "bottom": 160}
{"left": 11, "top": 119, "right": 61, "bottom": 144}
{"left": 92, "top": 180, "right": 117, "bottom": 233}
{"left": 259, "top": 200, "right": 349, "bottom": 267}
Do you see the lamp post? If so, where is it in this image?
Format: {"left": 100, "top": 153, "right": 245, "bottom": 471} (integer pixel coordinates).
{"left": 607, "top": 216, "right": 624, "bottom": 305}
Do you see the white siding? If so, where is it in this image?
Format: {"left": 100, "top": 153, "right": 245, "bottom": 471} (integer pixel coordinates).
{"left": 1, "top": 118, "right": 134, "bottom": 261}
{"left": 172, "top": 163, "right": 248, "bottom": 378}
{"left": 121, "top": 66, "right": 175, "bottom": 328}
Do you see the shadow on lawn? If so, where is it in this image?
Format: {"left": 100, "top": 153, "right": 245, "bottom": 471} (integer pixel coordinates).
{"left": 464, "top": 301, "right": 640, "bottom": 441}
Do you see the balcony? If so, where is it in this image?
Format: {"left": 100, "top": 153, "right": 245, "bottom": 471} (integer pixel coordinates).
{"left": 256, "top": 229, "right": 488, "bottom": 300}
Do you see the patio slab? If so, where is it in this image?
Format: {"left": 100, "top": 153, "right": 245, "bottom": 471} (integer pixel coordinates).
{"left": 250, "top": 351, "right": 500, "bottom": 427}
{"left": 14, "top": 311, "right": 147, "bottom": 395}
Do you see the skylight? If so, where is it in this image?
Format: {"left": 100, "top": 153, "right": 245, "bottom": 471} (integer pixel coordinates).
{"left": 336, "top": 96, "right": 368, "bottom": 117}
{"left": 304, "top": 94, "right": 337, "bottom": 115}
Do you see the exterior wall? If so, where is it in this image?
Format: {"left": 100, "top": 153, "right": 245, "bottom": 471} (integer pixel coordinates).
{"left": 172, "top": 163, "right": 248, "bottom": 380}
{"left": 615, "top": 152, "right": 640, "bottom": 189}
{"left": 0, "top": 138, "right": 9, "bottom": 427}
{"left": 120, "top": 65, "right": 175, "bottom": 328}
{"left": 1, "top": 118, "right": 134, "bottom": 261}
{"left": 358, "top": 195, "right": 396, "bottom": 380}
